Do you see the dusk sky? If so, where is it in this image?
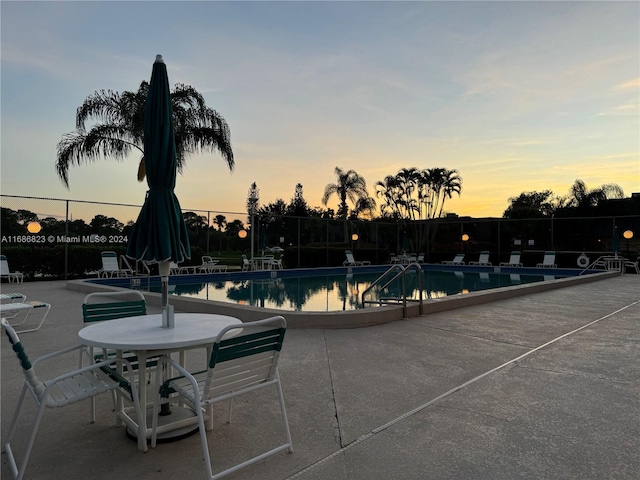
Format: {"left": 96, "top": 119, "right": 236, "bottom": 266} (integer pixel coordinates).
{"left": 1, "top": 1, "right": 638, "bottom": 225}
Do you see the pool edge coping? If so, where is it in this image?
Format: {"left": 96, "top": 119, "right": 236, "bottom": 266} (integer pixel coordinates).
{"left": 66, "top": 270, "right": 620, "bottom": 329}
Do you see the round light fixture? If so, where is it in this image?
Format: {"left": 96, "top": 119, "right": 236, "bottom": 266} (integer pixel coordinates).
{"left": 27, "top": 221, "right": 42, "bottom": 234}
{"left": 351, "top": 233, "right": 359, "bottom": 241}
{"left": 238, "top": 229, "right": 247, "bottom": 239}
{"left": 461, "top": 234, "right": 469, "bottom": 242}
{"left": 623, "top": 230, "right": 634, "bottom": 240}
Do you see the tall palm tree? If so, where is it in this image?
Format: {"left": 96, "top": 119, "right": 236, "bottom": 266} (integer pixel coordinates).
{"left": 322, "top": 167, "right": 369, "bottom": 219}
{"left": 567, "top": 179, "right": 624, "bottom": 210}
{"left": 56, "top": 82, "right": 234, "bottom": 187}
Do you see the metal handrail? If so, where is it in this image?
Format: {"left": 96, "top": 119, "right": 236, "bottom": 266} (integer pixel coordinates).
{"left": 579, "top": 254, "right": 624, "bottom": 275}
{"left": 361, "top": 262, "right": 424, "bottom": 318}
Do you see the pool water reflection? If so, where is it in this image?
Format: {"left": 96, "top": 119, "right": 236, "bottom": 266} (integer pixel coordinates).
{"left": 151, "top": 270, "right": 563, "bottom": 312}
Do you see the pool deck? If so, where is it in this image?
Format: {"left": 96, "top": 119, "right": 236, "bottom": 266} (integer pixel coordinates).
{"left": 2, "top": 273, "right": 639, "bottom": 479}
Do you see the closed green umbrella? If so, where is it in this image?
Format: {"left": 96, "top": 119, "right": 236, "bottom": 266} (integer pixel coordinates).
{"left": 127, "top": 55, "right": 190, "bottom": 328}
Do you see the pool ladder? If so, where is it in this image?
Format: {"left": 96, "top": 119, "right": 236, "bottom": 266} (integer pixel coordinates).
{"left": 361, "top": 262, "right": 424, "bottom": 318}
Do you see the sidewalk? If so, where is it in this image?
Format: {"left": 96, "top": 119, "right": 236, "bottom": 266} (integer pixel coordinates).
{"left": 2, "top": 274, "right": 639, "bottom": 479}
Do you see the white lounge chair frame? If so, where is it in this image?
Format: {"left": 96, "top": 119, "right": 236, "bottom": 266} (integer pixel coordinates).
{"left": 343, "top": 250, "right": 370, "bottom": 266}
{"left": 0, "top": 300, "right": 51, "bottom": 334}
{"left": 442, "top": 254, "right": 465, "bottom": 265}
{"left": 500, "top": 251, "right": 523, "bottom": 267}
{"left": 469, "top": 251, "right": 492, "bottom": 266}
{"left": 98, "top": 251, "right": 133, "bottom": 278}
{"left": 1, "top": 255, "right": 24, "bottom": 283}
{"left": 536, "top": 251, "right": 557, "bottom": 268}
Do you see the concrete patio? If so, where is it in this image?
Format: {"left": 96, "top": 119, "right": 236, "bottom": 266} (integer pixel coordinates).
{"left": 2, "top": 273, "right": 638, "bottom": 479}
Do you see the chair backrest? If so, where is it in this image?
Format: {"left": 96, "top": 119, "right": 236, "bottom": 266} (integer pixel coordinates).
{"left": 345, "top": 250, "right": 355, "bottom": 262}
{"left": 1, "top": 319, "right": 45, "bottom": 395}
{"left": 509, "top": 251, "right": 521, "bottom": 263}
{"left": 453, "top": 254, "right": 464, "bottom": 262}
{"left": 478, "top": 251, "right": 490, "bottom": 262}
{"left": 201, "top": 316, "right": 286, "bottom": 400}
{"left": 82, "top": 291, "right": 146, "bottom": 323}
{"left": 542, "top": 251, "right": 555, "bottom": 265}
{"left": 202, "top": 256, "right": 216, "bottom": 265}
{"left": 1, "top": 254, "right": 12, "bottom": 275}
{"left": 101, "top": 251, "right": 120, "bottom": 272}
{"left": 417, "top": 253, "right": 425, "bottom": 262}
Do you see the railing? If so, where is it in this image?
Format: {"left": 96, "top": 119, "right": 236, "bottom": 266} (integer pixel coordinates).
{"left": 361, "top": 262, "right": 424, "bottom": 318}
{"left": 579, "top": 255, "right": 625, "bottom": 275}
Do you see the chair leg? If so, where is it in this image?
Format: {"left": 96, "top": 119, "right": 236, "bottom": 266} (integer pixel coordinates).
{"left": 275, "top": 373, "right": 293, "bottom": 453}
{"left": 4, "top": 393, "right": 48, "bottom": 480}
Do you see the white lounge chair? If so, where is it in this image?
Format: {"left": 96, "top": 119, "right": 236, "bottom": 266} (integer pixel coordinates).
{"left": 442, "top": 254, "right": 465, "bottom": 265}
{"left": 469, "top": 251, "right": 492, "bottom": 266}
{"left": 1, "top": 299, "right": 51, "bottom": 334}
{"left": 98, "top": 251, "right": 133, "bottom": 278}
{"left": 1, "top": 255, "right": 24, "bottom": 283}
{"left": 536, "top": 251, "right": 557, "bottom": 268}
{"left": 500, "top": 251, "right": 523, "bottom": 267}
{"left": 343, "top": 250, "right": 370, "bottom": 266}
{"left": 151, "top": 316, "right": 293, "bottom": 479}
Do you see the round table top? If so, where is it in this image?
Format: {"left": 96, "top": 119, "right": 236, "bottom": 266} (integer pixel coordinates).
{"left": 78, "top": 313, "right": 242, "bottom": 350}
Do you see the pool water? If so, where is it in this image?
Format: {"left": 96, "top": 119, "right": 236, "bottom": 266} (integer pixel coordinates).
{"left": 149, "top": 269, "right": 565, "bottom": 312}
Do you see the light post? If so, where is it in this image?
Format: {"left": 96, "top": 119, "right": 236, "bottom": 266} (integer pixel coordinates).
{"left": 623, "top": 230, "right": 634, "bottom": 256}
{"left": 27, "top": 221, "right": 42, "bottom": 280}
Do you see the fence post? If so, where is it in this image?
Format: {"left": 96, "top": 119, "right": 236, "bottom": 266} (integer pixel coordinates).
{"left": 64, "top": 200, "right": 69, "bottom": 280}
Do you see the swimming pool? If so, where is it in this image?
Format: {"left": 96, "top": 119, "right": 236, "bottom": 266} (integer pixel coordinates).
{"left": 96, "top": 265, "right": 574, "bottom": 312}
{"left": 74, "top": 265, "right": 612, "bottom": 328}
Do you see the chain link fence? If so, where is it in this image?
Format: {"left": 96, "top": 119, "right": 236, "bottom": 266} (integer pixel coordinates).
{"left": 2, "top": 194, "right": 639, "bottom": 280}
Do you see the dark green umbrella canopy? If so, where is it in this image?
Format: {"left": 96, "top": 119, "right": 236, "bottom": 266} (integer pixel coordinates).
{"left": 127, "top": 55, "right": 191, "bottom": 264}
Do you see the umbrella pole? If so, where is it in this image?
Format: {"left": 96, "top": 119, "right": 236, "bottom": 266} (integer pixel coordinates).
{"left": 158, "top": 261, "right": 174, "bottom": 328}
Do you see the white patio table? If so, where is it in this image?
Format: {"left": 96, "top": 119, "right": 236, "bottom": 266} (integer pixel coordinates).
{"left": 78, "top": 313, "right": 242, "bottom": 451}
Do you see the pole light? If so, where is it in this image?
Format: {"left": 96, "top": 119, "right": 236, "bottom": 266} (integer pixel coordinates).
{"left": 461, "top": 233, "right": 469, "bottom": 253}
{"left": 623, "top": 230, "right": 634, "bottom": 255}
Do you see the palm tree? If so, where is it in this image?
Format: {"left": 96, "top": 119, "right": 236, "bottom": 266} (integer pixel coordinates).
{"left": 56, "top": 82, "right": 234, "bottom": 187}
{"left": 566, "top": 179, "right": 624, "bottom": 210}
{"left": 322, "top": 167, "right": 369, "bottom": 219}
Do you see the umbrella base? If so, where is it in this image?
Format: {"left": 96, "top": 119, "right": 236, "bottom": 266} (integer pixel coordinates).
{"left": 126, "top": 406, "right": 199, "bottom": 444}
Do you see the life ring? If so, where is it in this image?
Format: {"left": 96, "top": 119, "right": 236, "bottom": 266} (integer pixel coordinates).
{"left": 577, "top": 254, "right": 589, "bottom": 268}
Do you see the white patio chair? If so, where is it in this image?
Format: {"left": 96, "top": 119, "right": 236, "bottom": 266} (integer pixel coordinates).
{"left": 1, "top": 255, "right": 24, "bottom": 283}
{"left": 81, "top": 291, "right": 157, "bottom": 421}
{"left": 241, "top": 255, "right": 252, "bottom": 271}
{"left": 1, "top": 318, "right": 144, "bottom": 480}
{"left": 151, "top": 316, "right": 293, "bottom": 479}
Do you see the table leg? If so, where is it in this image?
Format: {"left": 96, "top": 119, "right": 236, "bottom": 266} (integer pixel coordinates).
{"left": 136, "top": 350, "right": 148, "bottom": 451}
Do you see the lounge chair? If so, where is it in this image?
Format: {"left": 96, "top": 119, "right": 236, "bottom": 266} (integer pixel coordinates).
{"left": 343, "top": 250, "right": 370, "bottom": 266}
{"left": 241, "top": 255, "right": 252, "bottom": 271}
{"left": 98, "top": 251, "right": 133, "bottom": 278}
{"left": 469, "top": 251, "right": 492, "bottom": 266}
{"left": 416, "top": 253, "right": 425, "bottom": 263}
{"left": 0, "top": 299, "right": 51, "bottom": 334}
{"left": 500, "top": 251, "right": 523, "bottom": 267}
{"left": 536, "top": 251, "right": 557, "bottom": 268}
{"left": 442, "top": 254, "right": 465, "bottom": 265}
{"left": 198, "top": 255, "right": 224, "bottom": 273}
{"left": 1, "top": 255, "right": 24, "bottom": 283}
{"left": 151, "top": 316, "right": 293, "bottom": 479}
{"left": 1, "top": 318, "right": 143, "bottom": 480}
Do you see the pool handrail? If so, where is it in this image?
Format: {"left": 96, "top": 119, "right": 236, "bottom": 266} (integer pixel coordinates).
{"left": 362, "top": 263, "right": 424, "bottom": 318}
